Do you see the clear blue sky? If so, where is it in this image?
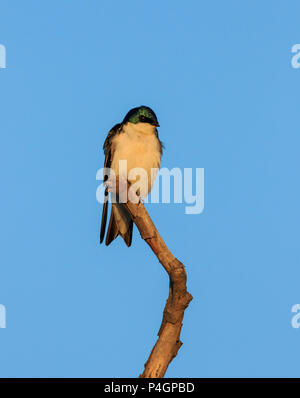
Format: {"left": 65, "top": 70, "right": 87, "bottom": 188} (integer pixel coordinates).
{"left": 0, "top": 0, "right": 300, "bottom": 378}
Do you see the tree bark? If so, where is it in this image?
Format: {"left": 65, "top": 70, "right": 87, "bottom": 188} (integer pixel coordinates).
{"left": 117, "top": 181, "right": 193, "bottom": 378}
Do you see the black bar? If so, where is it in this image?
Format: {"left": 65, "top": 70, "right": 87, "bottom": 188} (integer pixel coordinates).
{"left": 0, "top": 378, "right": 299, "bottom": 394}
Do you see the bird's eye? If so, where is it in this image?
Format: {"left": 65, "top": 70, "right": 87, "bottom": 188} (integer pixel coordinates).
{"left": 140, "top": 115, "right": 146, "bottom": 122}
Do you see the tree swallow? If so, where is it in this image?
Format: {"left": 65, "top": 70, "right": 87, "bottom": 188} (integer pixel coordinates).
{"left": 100, "top": 106, "right": 163, "bottom": 247}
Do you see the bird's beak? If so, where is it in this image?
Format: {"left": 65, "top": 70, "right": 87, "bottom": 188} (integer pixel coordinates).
{"left": 154, "top": 122, "right": 160, "bottom": 127}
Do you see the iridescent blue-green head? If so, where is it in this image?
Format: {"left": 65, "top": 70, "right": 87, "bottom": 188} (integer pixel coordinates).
{"left": 122, "top": 106, "right": 159, "bottom": 127}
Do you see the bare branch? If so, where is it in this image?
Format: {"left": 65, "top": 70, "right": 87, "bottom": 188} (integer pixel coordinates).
{"left": 117, "top": 179, "right": 193, "bottom": 378}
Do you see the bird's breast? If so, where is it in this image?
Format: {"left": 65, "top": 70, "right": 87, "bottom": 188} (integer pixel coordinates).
{"left": 111, "top": 125, "right": 161, "bottom": 197}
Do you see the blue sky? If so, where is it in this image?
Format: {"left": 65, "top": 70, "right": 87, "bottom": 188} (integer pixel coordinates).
{"left": 0, "top": 0, "right": 300, "bottom": 378}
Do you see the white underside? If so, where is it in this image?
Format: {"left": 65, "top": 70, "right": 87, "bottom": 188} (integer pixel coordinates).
{"left": 110, "top": 122, "right": 161, "bottom": 198}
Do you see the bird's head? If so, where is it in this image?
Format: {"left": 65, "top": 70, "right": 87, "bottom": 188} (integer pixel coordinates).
{"left": 122, "top": 106, "right": 160, "bottom": 127}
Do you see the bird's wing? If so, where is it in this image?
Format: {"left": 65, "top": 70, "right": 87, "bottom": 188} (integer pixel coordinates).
{"left": 100, "top": 123, "right": 121, "bottom": 244}
{"left": 100, "top": 122, "right": 134, "bottom": 247}
{"left": 155, "top": 127, "right": 164, "bottom": 156}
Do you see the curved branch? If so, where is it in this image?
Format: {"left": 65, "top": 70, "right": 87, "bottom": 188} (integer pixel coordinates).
{"left": 118, "top": 181, "right": 193, "bottom": 378}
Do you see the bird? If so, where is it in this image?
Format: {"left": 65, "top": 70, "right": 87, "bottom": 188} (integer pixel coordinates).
{"left": 100, "top": 106, "right": 163, "bottom": 247}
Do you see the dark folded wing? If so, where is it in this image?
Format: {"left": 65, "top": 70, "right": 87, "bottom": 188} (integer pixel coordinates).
{"left": 100, "top": 123, "right": 121, "bottom": 244}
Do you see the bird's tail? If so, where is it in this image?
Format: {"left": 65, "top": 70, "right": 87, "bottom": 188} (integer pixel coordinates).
{"left": 105, "top": 203, "right": 133, "bottom": 247}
